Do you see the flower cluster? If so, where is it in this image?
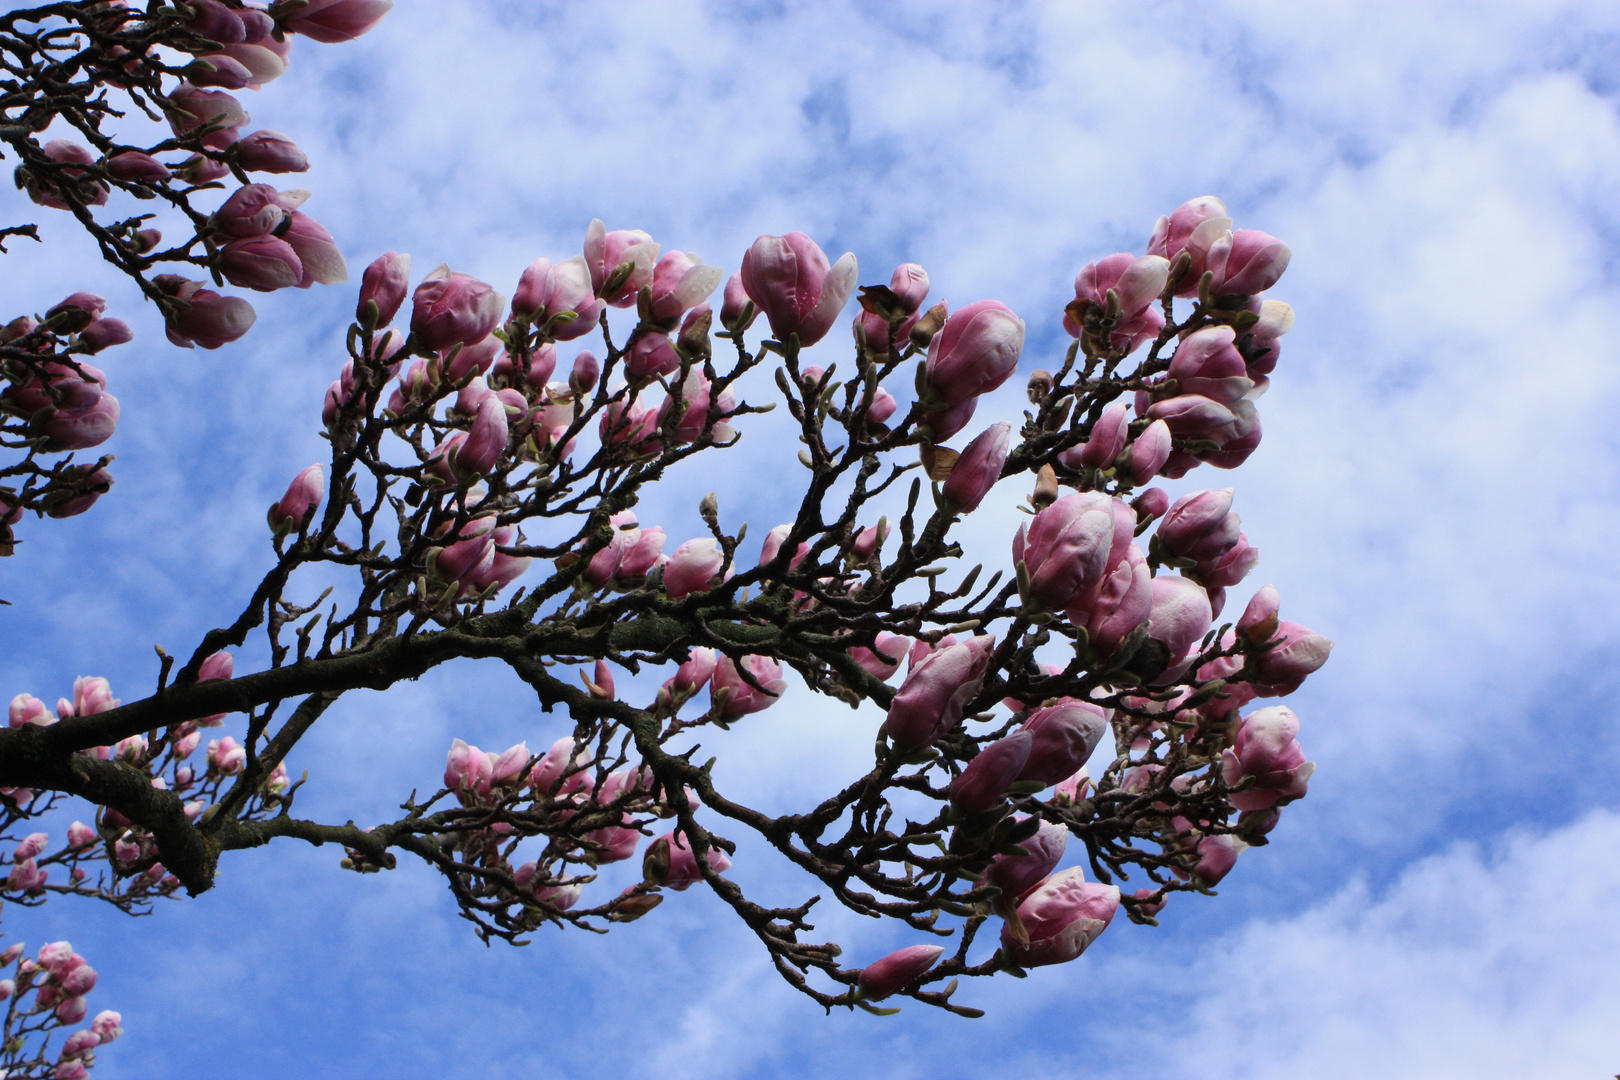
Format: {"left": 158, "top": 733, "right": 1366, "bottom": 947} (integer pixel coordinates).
{"left": 0, "top": 939, "right": 121, "bottom": 1080}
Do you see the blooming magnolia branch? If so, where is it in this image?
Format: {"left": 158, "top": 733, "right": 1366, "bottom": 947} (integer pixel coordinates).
{"left": 1, "top": 0, "right": 391, "bottom": 562}
{"left": 1, "top": 191, "right": 1333, "bottom": 1022}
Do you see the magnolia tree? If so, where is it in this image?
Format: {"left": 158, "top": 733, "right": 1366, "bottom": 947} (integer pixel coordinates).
{"left": 0, "top": 2, "right": 1334, "bottom": 1074}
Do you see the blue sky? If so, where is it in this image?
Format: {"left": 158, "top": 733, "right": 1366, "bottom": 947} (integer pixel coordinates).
{"left": 3, "top": 2, "right": 1619, "bottom": 1076}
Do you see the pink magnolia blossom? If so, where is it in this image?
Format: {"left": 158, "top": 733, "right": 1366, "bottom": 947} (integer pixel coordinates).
{"left": 1064, "top": 253, "right": 1169, "bottom": 352}
{"left": 357, "top": 251, "right": 410, "bottom": 326}
{"left": 942, "top": 422, "right": 1011, "bottom": 513}
{"left": 1245, "top": 298, "right": 1295, "bottom": 376}
{"left": 650, "top": 830, "right": 732, "bottom": 891}
{"left": 1205, "top": 228, "right": 1291, "bottom": 296}
{"left": 712, "top": 655, "right": 787, "bottom": 717}
{"left": 1014, "top": 491, "right": 1118, "bottom": 613}
{"left": 740, "top": 232, "right": 857, "bottom": 346}
{"left": 583, "top": 220, "right": 659, "bottom": 307}
{"left": 91, "top": 1010, "right": 123, "bottom": 1042}
{"left": 1155, "top": 489, "right": 1240, "bottom": 560}
{"left": 664, "top": 538, "right": 725, "bottom": 599}
{"left": 985, "top": 819, "right": 1067, "bottom": 901}
{"left": 278, "top": 0, "right": 394, "bottom": 43}
{"left": 234, "top": 130, "right": 309, "bottom": 173}
{"left": 10, "top": 693, "right": 53, "bottom": 728}
{"left": 856, "top": 262, "right": 930, "bottom": 355}
{"left": 512, "top": 256, "right": 604, "bottom": 340}
{"left": 1067, "top": 540, "right": 1152, "bottom": 655}
{"left": 950, "top": 732, "right": 1032, "bottom": 815}
{"left": 207, "top": 736, "right": 245, "bottom": 775}
{"left": 647, "top": 250, "right": 724, "bottom": 324}
{"left": 1127, "top": 418, "right": 1172, "bottom": 483}
{"left": 1191, "top": 531, "right": 1260, "bottom": 590}
{"left": 1250, "top": 621, "right": 1333, "bottom": 695}
{"left": 923, "top": 299, "right": 1025, "bottom": 409}
{"left": 220, "top": 233, "right": 302, "bottom": 292}
{"left": 411, "top": 265, "right": 504, "bottom": 352}
{"left": 1221, "top": 705, "right": 1315, "bottom": 811}
{"left": 12, "top": 832, "right": 48, "bottom": 862}
{"left": 1167, "top": 326, "right": 1253, "bottom": 406}
{"left": 848, "top": 632, "right": 911, "bottom": 682}
{"left": 78, "top": 317, "right": 133, "bottom": 353}
{"left": 1147, "top": 576, "right": 1214, "bottom": 669}
{"left": 1017, "top": 701, "right": 1109, "bottom": 786}
{"left": 157, "top": 275, "right": 256, "bottom": 349}
{"left": 659, "top": 369, "right": 737, "bottom": 445}
{"left": 883, "top": 635, "right": 997, "bottom": 749}
{"left": 1147, "top": 196, "right": 1232, "bottom": 297}
{"left": 268, "top": 464, "right": 324, "bottom": 534}
{"left": 858, "top": 944, "right": 943, "bottom": 1001}
{"left": 1001, "top": 869, "right": 1120, "bottom": 968}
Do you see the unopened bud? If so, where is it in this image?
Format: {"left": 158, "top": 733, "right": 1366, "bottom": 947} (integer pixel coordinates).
{"left": 1029, "top": 464, "right": 1059, "bottom": 510}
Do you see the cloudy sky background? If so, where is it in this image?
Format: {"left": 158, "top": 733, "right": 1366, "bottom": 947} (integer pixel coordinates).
{"left": 2, "top": 1, "right": 1619, "bottom": 1076}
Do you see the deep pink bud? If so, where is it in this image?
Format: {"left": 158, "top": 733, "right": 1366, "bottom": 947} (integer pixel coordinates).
{"left": 883, "top": 635, "right": 997, "bottom": 749}
{"left": 1063, "top": 402, "right": 1130, "bottom": 472}
{"left": 657, "top": 367, "right": 737, "bottom": 443}
{"left": 488, "top": 742, "right": 531, "bottom": 787}
{"left": 220, "top": 233, "right": 302, "bottom": 292}
{"left": 411, "top": 265, "right": 504, "bottom": 352}
{"left": 451, "top": 395, "right": 508, "bottom": 480}
{"left": 67, "top": 821, "right": 96, "bottom": 848}
{"left": 464, "top": 524, "right": 531, "bottom": 596}
{"left": 1156, "top": 489, "right": 1239, "bottom": 560}
{"left": 889, "top": 262, "right": 930, "bottom": 312}
{"left": 268, "top": 464, "right": 323, "bottom": 534}
{"left": 430, "top": 518, "right": 496, "bottom": 589}
{"left": 867, "top": 387, "right": 898, "bottom": 426}
{"left": 105, "top": 151, "right": 171, "bottom": 182}
{"left": 1147, "top": 394, "right": 1236, "bottom": 437}
{"left": 1014, "top": 491, "right": 1118, "bottom": 612}
{"left": 923, "top": 299, "right": 1025, "bottom": 408}
{"left": 59, "top": 961, "right": 96, "bottom": 996}
{"left": 234, "top": 130, "right": 309, "bottom": 173}
{"left": 1196, "top": 399, "right": 1263, "bottom": 471}
{"left": 1237, "top": 585, "right": 1280, "bottom": 642}
{"left": 38, "top": 395, "right": 119, "bottom": 452}
{"left": 569, "top": 350, "right": 600, "bottom": 395}
{"left": 54, "top": 995, "right": 88, "bottom": 1025}
{"left": 647, "top": 250, "right": 724, "bottom": 324}
{"left": 78, "top": 318, "right": 133, "bottom": 353}
{"left": 358, "top": 251, "right": 410, "bottom": 326}
{"left": 213, "top": 184, "right": 288, "bottom": 237}
{"left": 740, "top": 232, "right": 857, "bottom": 346}
{"left": 950, "top": 732, "right": 1032, "bottom": 814}
{"left": 443, "top": 738, "right": 491, "bottom": 798}
{"left": 158, "top": 276, "right": 256, "bottom": 349}
{"left": 719, "top": 271, "right": 756, "bottom": 331}
{"left": 583, "top": 219, "right": 659, "bottom": 307}
{"left": 625, "top": 333, "right": 677, "bottom": 388}
{"left": 985, "top": 819, "right": 1066, "bottom": 901}
{"left": 1130, "top": 487, "right": 1171, "bottom": 527}
{"left": 1018, "top": 702, "right": 1109, "bottom": 786}
{"left": 712, "top": 655, "right": 786, "bottom": 717}
{"left": 942, "top": 422, "right": 1010, "bottom": 513}
{"left": 182, "top": 0, "right": 247, "bottom": 44}
{"left": 664, "top": 538, "right": 725, "bottom": 599}
{"left": 858, "top": 944, "right": 943, "bottom": 1001}
{"left": 1127, "top": 419, "right": 1172, "bottom": 483}
{"left": 1206, "top": 229, "right": 1291, "bottom": 296}
{"left": 279, "top": 0, "right": 394, "bottom": 43}
{"left": 1069, "top": 541, "right": 1152, "bottom": 655}
{"left": 61, "top": 1030, "right": 99, "bottom": 1058}
{"left": 529, "top": 736, "right": 593, "bottom": 796}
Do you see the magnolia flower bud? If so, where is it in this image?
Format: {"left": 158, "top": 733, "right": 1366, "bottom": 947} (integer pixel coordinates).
{"left": 712, "top": 655, "right": 786, "bottom": 717}
{"left": 268, "top": 464, "right": 324, "bottom": 534}
{"left": 950, "top": 732, "right": 1032, "bottom": 814}
{"left": 883, "top": 635, "right": 996, "bottom": 749}
{"left": 923, "top": 300, "right": 1025, "bottom": 408}
{"left": 358, "top": 251, "right": 411, "bottom": 327}
{"left": 858, "top": 944, "right": 944, "bottom": 1002}
{"left": 740, "top": 232, "right": 857, "bottom": 346}
{"left": 942, "top": 422, "right": 1010, "bottom": 513}
{"left": 1000, "top": 869, "right": 1119, "bottom": 968}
